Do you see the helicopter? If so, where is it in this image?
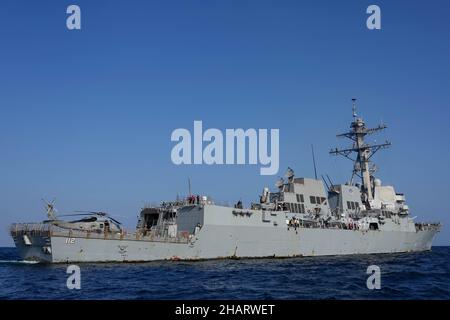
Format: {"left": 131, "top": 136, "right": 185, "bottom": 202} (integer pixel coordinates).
{"left": 41, "top": 199, "right": 123, "bottom": 234}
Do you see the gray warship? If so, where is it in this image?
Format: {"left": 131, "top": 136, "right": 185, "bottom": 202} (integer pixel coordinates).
{"left": 10, "top": 102, "right": 441, "bottom": 263}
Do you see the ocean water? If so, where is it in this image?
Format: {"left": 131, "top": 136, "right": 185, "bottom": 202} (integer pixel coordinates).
{"left": 0, "top": 247, "right": 449, "bottom": 300}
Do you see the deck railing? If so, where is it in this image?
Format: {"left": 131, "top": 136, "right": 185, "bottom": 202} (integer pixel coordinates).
{"left": 415, "top": 223, "right": 441, "bottom": 232}
{"left": 10, "top": 223, "right": 190, "bottom": 243}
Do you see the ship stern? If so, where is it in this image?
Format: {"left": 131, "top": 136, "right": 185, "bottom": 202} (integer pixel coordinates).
{"left": 10, "top": 223, "right": 53, "bottom": 263}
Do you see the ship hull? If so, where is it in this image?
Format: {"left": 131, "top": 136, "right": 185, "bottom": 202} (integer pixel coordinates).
{"left": 12, "top": 224, "right": 438, "bottom": 263}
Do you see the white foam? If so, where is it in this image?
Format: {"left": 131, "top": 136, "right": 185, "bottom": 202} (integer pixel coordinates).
{"left": 0, "top": 260, "right": 39, "bottom": 264}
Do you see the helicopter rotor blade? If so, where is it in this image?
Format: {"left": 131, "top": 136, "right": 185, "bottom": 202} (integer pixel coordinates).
{"left": 65, "top": 210, "right": 121, "bottom": 224}
{"left": 58, "top": 213, "right": 94, "bottom": 217}
{"left": 108, "top": 217, "right": 122, "bottom": 225}
{"left": 74, "top": 211, "right": 108, "bottom": 216}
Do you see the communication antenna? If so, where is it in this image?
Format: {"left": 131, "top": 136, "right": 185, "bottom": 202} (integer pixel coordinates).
{"left": 188, "top": 178, "right": 192, "bottom": 197}
{"left": 352, "top": 98, "right": 357, "bottom": 119}
{"left": 326, "top": 174, "right": 334, "bottom": 188}
{"left": 322, "top": 175, "right": 330, "bottom": 191}
{"left": 311, "top": 144, "right": 318, "bottom": 180}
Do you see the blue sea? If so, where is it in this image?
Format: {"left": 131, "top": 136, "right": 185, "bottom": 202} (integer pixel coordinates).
{"left": 0, "top": 247, "right": 449, "bottom": 300}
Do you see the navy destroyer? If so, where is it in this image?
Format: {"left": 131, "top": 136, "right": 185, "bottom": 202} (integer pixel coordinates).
{"left": 10, "top": 102, "right": 441, "bottom": 263}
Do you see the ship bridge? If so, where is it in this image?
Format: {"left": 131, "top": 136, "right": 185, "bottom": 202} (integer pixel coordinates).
{"left": 260, "top": 168, "right": 331, "bottom": 217}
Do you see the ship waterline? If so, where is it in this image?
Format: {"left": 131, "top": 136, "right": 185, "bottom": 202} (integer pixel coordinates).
{"left": 11, "top": 204, "right": 439, "bottom": 263}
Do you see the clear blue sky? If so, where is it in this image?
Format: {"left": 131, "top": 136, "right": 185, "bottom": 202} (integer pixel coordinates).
{"left": 1, "top": 0, "right": 449, "bottom": 246}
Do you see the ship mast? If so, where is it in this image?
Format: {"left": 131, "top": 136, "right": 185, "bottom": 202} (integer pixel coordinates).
{"left": 330, "top": 99, "right": 391, "bottom": 208}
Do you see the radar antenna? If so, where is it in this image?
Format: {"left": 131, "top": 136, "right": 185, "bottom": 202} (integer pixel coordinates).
{"left": 275, "top": 177, "right": 284, "bottom": 190}
{"left": 285, "top": 167, "right": 295, "bottom": 181}
{"left": 42, "top": 198, "right": 57, "bottom": 220}
{"left": 330, "top": 99, "right": 391, "bottom": 208}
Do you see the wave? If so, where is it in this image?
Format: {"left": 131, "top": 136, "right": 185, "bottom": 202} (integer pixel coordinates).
{"left": 0, "top": 260, "right": 39, "bottom": 265}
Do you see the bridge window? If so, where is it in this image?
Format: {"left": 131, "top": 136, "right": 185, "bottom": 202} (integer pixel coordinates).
{"left": 310, "top": 196, "right": 316, "bottom": 204}
{"left": 346, "top": 201, "right": 359, "bottom": 210}
{"left": 296, "top": 194, "right": 304, "bottom": 203}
